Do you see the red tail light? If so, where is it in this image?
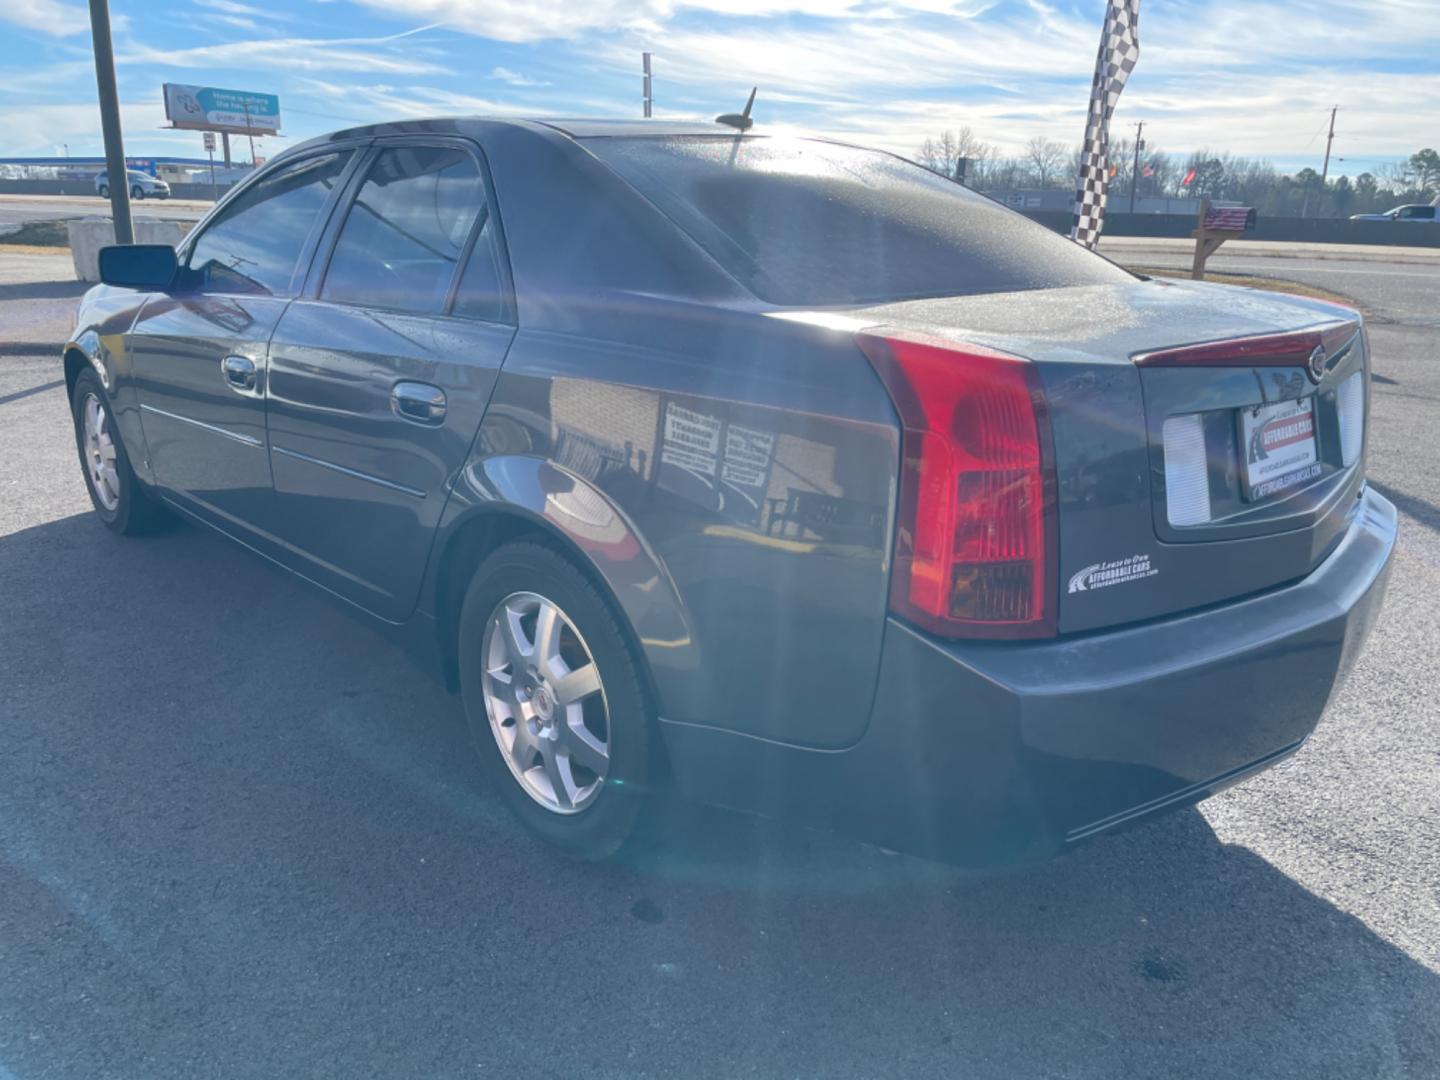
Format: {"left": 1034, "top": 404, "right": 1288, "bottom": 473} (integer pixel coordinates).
{"left": 858, "top": 330, "right": 1056, "bottom": 639}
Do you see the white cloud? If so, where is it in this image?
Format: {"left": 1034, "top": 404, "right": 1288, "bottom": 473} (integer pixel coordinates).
{"left": 489, "top": 66, "right": 551, "bottom": 87}
{"left": 1, "top": 101, "right": 186, "bottom": 157}
{"left": 579, "top": 0, "right": 1440, "bottom": 166}
{"left": 341, "top": 0, "right": 996, "bottom": 43}
{"left": 2, "top": 0, "right": 88, "bottom": 36}
{"left": 622, "top": 17, "right": 1092, "bottom": 98}
{"left": 193, "top": 0, "right": 294, "bottom": 18}
{"left": 120, "top": 27, "right": 450, "bottom": 76}
{"left": 5, "top": 0, "right": 1433, "bottom": 173}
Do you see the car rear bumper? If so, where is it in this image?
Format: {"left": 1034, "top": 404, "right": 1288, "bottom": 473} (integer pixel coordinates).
{"left": 661, "top": 485, "right": 1397, "bottom": 865}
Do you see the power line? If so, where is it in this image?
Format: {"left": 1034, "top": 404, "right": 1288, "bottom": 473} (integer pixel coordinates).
{"left": 1298, "top": 112, "right": 1330, "bottom": 153}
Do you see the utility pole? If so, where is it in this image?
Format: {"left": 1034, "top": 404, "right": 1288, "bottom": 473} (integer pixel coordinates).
{"left": 642, "top": 52, "right": 653, "bottom": 118}
{"left": 1128, "top": 120, "right": 1145, "bottom": 214}
{"left": 1302, "top": 106, "right": 1338, "bottom": 218}
{"left": 243, "top": 102, "right": 257, "bottom": 165}
{"left": 87, "top": 0, "right": 133, "bottom": 244}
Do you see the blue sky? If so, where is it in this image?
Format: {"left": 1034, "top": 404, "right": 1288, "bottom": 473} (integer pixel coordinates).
{"left": 1, "top": 0, "right": 1435, "bottom": 176}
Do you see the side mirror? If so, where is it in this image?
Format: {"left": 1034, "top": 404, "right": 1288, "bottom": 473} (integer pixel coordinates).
{"left": 98, "top": 244, "right": 178, "bottom": 290}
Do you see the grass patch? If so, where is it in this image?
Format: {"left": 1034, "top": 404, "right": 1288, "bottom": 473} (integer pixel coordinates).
{"left": 0, "top": 219, "right": 72, "bottom": 249}
{"left": 1128, "top": 264, "right": 1357, "bottom": 308}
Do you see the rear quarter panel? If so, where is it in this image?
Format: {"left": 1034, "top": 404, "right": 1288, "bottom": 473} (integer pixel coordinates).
{"left": 456, "top": 305, "right": 900, "bottom": 749}
{"left": 441, "top": 121, "right": 902, "bottom": 749}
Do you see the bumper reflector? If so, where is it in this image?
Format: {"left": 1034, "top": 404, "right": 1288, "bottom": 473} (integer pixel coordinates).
{"left": 1337, "top": 371, "right": 1364, "bottom": 468}
{"left": 1162, "top": 413, "right": 1211, "bottom": 526}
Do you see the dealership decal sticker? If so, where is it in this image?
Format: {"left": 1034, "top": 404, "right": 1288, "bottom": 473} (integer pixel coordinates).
{"left": 1068, "top": 553, "right": 1158, "bottom": 594}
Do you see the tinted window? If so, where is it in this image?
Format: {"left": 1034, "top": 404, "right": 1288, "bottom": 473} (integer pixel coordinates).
{"left": 587, "top": 136, "right": 1133, "bottom": 306}
{"left": 322, "top": 146, "right": 485, "bottom": 314}
{"left": 186, "top": 151, "right": 350, "bottom": 296}
{"left": 451, "top": 215, "right": 507, "bottom": 322}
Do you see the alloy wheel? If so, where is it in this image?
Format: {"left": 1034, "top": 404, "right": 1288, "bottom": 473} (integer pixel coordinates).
{"left": 81, "top": 392, "right": 121, "bottom": 511}
{"left": 481, "top": 591, "right": 610, "bottom": 814}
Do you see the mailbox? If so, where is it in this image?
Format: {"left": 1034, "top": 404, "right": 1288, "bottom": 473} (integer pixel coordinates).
{"left": 1202, "top": 205, "right": 1257, "bottom": 231}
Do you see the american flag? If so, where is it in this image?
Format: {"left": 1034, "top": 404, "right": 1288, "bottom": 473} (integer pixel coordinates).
{"left": 1069, "top": 0, "right": 1142, "bottom": 248}
{"left": 1141, "top": 162, "right": 1155, "bottom": 178}
{"left": 1204, "top": 206, "right": 1252, "bottom": 230}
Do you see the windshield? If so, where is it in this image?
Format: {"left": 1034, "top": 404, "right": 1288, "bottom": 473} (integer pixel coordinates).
{"left": 586, "top": 135, "right": 1133, "bottom": 306}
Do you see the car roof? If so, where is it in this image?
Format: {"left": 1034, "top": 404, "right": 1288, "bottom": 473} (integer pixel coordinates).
{"left": 290, "top": 116, "right": 755, "bottom": 149}
{"left": 533, "top": 118, "right": 747, "bottom": 138}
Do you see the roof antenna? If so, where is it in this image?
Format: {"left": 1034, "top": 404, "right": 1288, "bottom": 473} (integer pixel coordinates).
{"left": 716, "top": 87, "right": 757, "bottom": 132}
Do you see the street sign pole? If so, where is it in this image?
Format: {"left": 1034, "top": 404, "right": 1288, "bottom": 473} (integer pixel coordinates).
{"left": 204, "top": 131, "right": 217, "bottom": 199}
{"left": 87, "top": 0, "right": 133, "bottom": 244}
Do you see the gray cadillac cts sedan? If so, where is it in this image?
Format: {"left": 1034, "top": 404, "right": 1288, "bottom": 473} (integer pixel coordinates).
{"left": 67, "top": 118, "right": 1396, "bottom": 865}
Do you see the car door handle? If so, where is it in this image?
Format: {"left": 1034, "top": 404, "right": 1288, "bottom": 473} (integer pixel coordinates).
{"left": 391, "top": 382, "right": 446, "bottom": 426}
{"left": 221, "top": 354, "right": 258, "bottom": 394}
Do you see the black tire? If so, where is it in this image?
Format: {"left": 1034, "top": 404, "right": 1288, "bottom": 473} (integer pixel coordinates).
{"left": 70, "top": 369, "right": 169, "bottom": 535}
{"left": 97, "top": 185, "right": 109, "bottom": 199}
{"left": 131, "top": 184, "right": 144, "bottom": 200}
{"left": 458, "top": 540, "right": 655, "bottom": 859}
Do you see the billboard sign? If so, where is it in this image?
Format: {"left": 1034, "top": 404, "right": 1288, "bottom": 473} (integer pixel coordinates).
{"left": 164, "top": 83, "right": 281, "bottom": 135}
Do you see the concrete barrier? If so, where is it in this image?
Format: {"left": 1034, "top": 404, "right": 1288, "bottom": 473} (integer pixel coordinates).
{"left": 67, "top": 217, "right": 192, "bottom": 282}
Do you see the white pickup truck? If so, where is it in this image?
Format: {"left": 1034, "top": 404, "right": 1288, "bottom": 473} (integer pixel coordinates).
{"left": 1350, "top": 203, "right": 1438, "bottom": 222}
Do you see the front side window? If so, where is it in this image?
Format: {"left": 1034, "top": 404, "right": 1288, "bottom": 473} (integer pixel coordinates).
{"left": 186, "top": 151, "right": 351, "bottom": 296}
{"left": 321, "top": 146, "right": 486, "bottom": 315}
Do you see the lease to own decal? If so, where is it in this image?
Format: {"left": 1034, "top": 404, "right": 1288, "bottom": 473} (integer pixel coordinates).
{"left": 1067, "top": 553, "right": 1159, "bottom": 594}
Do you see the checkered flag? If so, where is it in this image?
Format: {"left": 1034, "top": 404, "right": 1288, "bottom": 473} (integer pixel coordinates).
{"left": 1070, "top": 0, "right": 1141, "bottom": 248}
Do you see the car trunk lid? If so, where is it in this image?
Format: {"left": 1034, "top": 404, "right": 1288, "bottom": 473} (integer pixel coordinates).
{"left": 842, "top": 277, "right": 1370, "bottom": 634}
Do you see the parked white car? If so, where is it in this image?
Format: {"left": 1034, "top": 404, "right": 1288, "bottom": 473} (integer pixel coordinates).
{"left": 1350, "top": 204, "right": 1437, "bottom": 222}
{"left": 95, "top": 170, "right": 170, "bottom": 200}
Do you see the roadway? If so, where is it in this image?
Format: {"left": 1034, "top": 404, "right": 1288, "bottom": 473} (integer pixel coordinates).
{"left": 0, "top": 245, "right": 1436, "bottom": 1079}
{"left": 1098, "top": 236, "right": 1440, "bottom": 329}
{"left": 0, "top": 193, "right": 211, "bottom": 229}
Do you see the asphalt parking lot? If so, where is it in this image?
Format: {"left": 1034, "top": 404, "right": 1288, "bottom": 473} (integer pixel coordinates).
{"left": 1, "top": 247, "right": 1437, "bottom": 1079}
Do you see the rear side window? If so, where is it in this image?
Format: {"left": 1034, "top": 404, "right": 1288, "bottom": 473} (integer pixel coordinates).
{"left": 322, "top": 146, "right": 486, "bottom": 314}
{"left": 586, "top": 136, "right": 1133, "bottom": 306}
{"left": 451, "top": 215, "right": 507, "bottom": 323}
{"left": 186, "top": 151, "right": 351, "bottom": 296}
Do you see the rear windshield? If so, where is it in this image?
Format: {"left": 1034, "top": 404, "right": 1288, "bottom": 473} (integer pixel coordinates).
{"left": 585, "top": 135, "right": 1132, "bottom": 306}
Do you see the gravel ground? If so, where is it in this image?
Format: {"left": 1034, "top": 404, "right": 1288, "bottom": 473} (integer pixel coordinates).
{"left": 0, "top": 251, "right": 1436, "bottom": 1080}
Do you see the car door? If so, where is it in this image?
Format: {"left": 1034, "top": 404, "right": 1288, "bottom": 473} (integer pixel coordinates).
{"left": 131, "top": 147, "right": 362, "bottom": 536}
{"left": 260, "top": 139, "right": 516, "bottom": 622}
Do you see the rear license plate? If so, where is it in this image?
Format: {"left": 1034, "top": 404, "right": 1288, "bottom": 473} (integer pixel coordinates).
{"left": 1240, "top": 398, "right": 1320, "bottom": 501}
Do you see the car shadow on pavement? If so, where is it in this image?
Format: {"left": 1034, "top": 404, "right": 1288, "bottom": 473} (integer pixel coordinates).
{"left": 1370, "top": 479, "right": 1439, "bottom": 533}
{"left": 0, "top": 510, "right": 1435, "bottom": 1079}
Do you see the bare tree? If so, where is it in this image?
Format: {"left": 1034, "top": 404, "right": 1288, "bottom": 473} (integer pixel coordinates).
{"left": 1024, "top": 137, "right": 1067, "bottom": 188}
{"left": 915, "top": 127, "right": 991, "bottom": 182}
